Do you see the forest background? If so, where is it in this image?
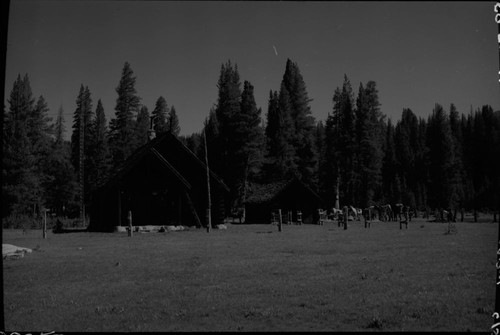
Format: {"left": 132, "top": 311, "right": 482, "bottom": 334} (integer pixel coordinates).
{"left": 3, "top": 58, "right": 500, "bottom": 228}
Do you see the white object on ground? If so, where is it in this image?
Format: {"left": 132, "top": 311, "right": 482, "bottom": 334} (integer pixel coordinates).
{"left": 3, "top": 244, "right": 32, "bottom": 259}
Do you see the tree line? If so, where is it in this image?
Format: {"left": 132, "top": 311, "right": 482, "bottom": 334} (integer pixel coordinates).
{"left": 184, "top": 59, "right": 500, "bottom": 216}
{"left": 3, "top": 59, "right": 499, "bottom": 227}
{"left": 3, "top": 62, "right": 180, "bottom": 225}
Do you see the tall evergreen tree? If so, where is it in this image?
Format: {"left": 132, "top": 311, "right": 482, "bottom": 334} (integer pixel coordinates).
{"left": 232, "top": 80, "right": 264, "bottom": 204}
{"left": 381, "top": 119, "right": 401, "bottom": 204}
{"left": 43, "top": 107, "right": 78, "bottom": 216}
{"left": 3, "top": 74, "right": 39, "bottom": 216}
{"left": 315, "top": 120, "right": 327, "bottom": 196}
{"left": 30, "top": 95, "right": 54, "bottom": 208}
{"left": 109, "top": 62, "right": 141, "bottom": 169}
{"left": 152, "top": 96, "right": 168, "bottom": 134}
{"left": 326, "top": 75, "right": 356, "bottom": 206}
{"left": 426, "top": 103, "right": 455, "bottom": 210}
{"left": 281, "top": 59, "right": 317, "bottom": 185}
{"left": 88, "top": 99, "right": 111, "bottom": 191}
{"left": 354, "top": 81, "right": 384, "bottom": 207}
{"left": 70, "top": 85, "right": 93, "bottom": 171}
{"left": 208, "top": 60, "right": 242, "bottom": 208}
{"left": 70, "top": 84, "right": 94, "bottom": 199}
{"left": 448, "top": 103, "right": 465, "bottom": 209}
{"left": 135, "top": 105, "right": 150, "bottom": 146}
{"left": 54, "top": 105, "right": 65, "bottom": 146}
{"left": 167, "top": 105, "right": 180, "bottom": 136}
{"left": 265, "top": 88, "right": 296, "bottom": 180}
{"left": 394, "top": 108, "right": 420, "bottom": 208}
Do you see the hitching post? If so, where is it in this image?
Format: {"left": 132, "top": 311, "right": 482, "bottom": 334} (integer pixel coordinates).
{"left": 203, "top": 129, "right": 211, "bottom": 233}
{"left": 43, "top": 209, "right": 47, "bottom": 239}
{"left": 128, "top": 210, "right": 133, "bottom": 237}
{"left": 278, "top": 209, "right": 282, "bottom": 232}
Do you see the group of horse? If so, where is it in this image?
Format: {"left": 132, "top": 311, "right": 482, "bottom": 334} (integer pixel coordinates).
{"left": 323, "top": 203, "right": 414, "bottom": 224}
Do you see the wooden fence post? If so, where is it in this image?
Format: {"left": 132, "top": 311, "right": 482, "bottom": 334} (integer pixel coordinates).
{"left": 278, "top": 209, "right": 282, "bottom": 232}
{"left": 128, "top": 210, "right": 133, "bottom": 237}
{"left": 43, "top": 209, "right": 47, "bottom": 239}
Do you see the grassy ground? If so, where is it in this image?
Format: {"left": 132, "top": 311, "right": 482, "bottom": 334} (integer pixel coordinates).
{"left": 3, "top": 216, "right": 497, "bottom": 332}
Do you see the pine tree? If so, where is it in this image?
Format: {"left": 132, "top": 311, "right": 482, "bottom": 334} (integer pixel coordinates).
{"left": 43, "top": 107, "right": 78, "bottom": 216}
{"left": 448, "top": 103, "right": 465, "bottom": 209}
{"left": 323, "top": 88, "right": 342, "bottom": 207}
{"left": 327, "top": 75, "right": 356, "bottom": 206}
{"left": 30, "top": 95, "right": 54, "bottom": 209}
{"left": 70, "top": 85, "right": 94, "bottom": 209}
{"left": 280, "top": 59, "right": 317, "bottom": 185}
{"left": 426, "top": 103, "right": 455, "bottom": 210}
{"left": 88, "top": 99, "right": 111, "bottom": 191}
{"left": 168, "top": 105, "right": 180, "bottom": 136}
{"left": 135, "top": 105, "right": 150, "bottom": 146}
{"left": 208, "top": 60, "right": 243, "bottom": 208}
{"left": 381, "top": 119, "right": 401, "bottom": 204}
{"left": 265, "top": 88, "right": 296, "bottom": 180}
{"left": 232, "top": 80, "right": 264, "bottom": 204}
{"left": 70, "top": 85, "right": 93, "bottom": 171}
{"left": 354, "top": 81, "right": 384, "bottom": 207}
{"left": 415, "top": 117, "right": 429, "bottom": 210}
{"left": 109, "top": 62, "right": 141, "bottom": 169}
{"left": 30, "top": 95, "right": 53, "bottom": 158}
{"left": 3, "top": 74, "right": 39, "bottom": 216}
{"left": 152, "top": 96, "right": 168, "bottom": 134}
{"left": 394, "top": 108, "right": 420, "bottom": 208}
{"left": 54, "top": 105, "right": 65, "bottom": 146}
{"left": 315, "top": 120, "right": 327, "bottom": 196}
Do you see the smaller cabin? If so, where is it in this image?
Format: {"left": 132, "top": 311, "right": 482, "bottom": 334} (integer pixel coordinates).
{"left": 244, "top": 178, "right": 323, "bottom": 224}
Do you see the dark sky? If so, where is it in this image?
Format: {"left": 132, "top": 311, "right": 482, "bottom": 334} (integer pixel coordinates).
{"left": 5, "top": 1, "right": 499, "bottom": 138}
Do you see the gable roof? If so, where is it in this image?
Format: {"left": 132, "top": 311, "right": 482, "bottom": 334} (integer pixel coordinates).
{"left": 96, "top": 132, "right": 229, "bottom": 193}
{"left": 244, "top": 177, "right": 321, "bottom": 205}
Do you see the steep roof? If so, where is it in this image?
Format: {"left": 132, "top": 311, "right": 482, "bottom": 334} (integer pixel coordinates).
{"left": 95, "top": 132, "right": 229, "bottom": 193}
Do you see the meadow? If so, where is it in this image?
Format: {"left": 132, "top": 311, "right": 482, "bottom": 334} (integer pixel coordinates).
{"left": 2, "top": 216, "right": 497, "bottom": 332}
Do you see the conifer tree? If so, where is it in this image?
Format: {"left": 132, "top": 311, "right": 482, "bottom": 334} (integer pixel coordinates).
{"left": 280, "top": 59, "right": 317, "bottom": 185}
{"left": 29, "top": 95, "right": 54, "bottom": 209}
{"left": 152, "top": 96, "right": 168, "bottom": 134}
{"left": 70, "top": 85, "right": 94, "bottom": 211}
{"left": 3, "top": 74, "right": 40, "bottom": 216}
{"left": 354, "top": 81, "right": 384, "bottom": 207}
{"left": 426, "top": 103, "right": 455, "bottom": 210}
{"left": 109, "top": 62, "right": 141, "bottom": 168}
{"left": 232, "top": 80, "right": 264, "bottom": 204}
{"left": 327, "top": 75, "right": 356, "bottom": 206}
{"left": 315, "top": 120, "right": 327, "bottom": 196}
{"left": 448, "top": 103, "right": 465, "bottom": 209}
{"left": 168, "top": 105, "right": 180, "bottom": 136}
{"left": 135, "top": 105, "right": 150, "bottom": 146}
{"left": 381, "top": 119, "right": 400, "bottom": 204}
{"left": 70, "top": 85, "right": 93, "bottom": 171}
{"left": 88, "top": 99, "right": 111, "bottom": 190}
{"left": 208, "top": 60, "right": 242, "bottom": 208}
{"left": 394, "top": 108, "right": 420, "bottom": 208}
{"left": 265, "top": 88, "right": 296, "bottom": 179}
{"left": 54, "top": 105, "right": 65, "bottom": 146}
{"left": 43, "top": 107, "right": 78, "bottom": 216}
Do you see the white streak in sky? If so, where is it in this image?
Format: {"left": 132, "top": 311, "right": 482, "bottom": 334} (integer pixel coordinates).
{"left": 273, "top": 45, "right": 278, "bottom": 56}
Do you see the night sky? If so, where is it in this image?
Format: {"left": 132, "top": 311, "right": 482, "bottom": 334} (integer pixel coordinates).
{"left": 5, "top": 1, "right": 499, "bottom": 138}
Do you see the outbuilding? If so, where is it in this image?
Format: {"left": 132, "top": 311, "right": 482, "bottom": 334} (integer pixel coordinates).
{"left": 244, "top": 177, "right": 323, "bottom": 224}
{"left": 88, "top": 132, "right": 229, "bottom": 232}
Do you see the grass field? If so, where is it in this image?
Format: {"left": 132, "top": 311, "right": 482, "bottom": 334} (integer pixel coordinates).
{"left": 2, "top": 216, "right": 498, "bottom": 332}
